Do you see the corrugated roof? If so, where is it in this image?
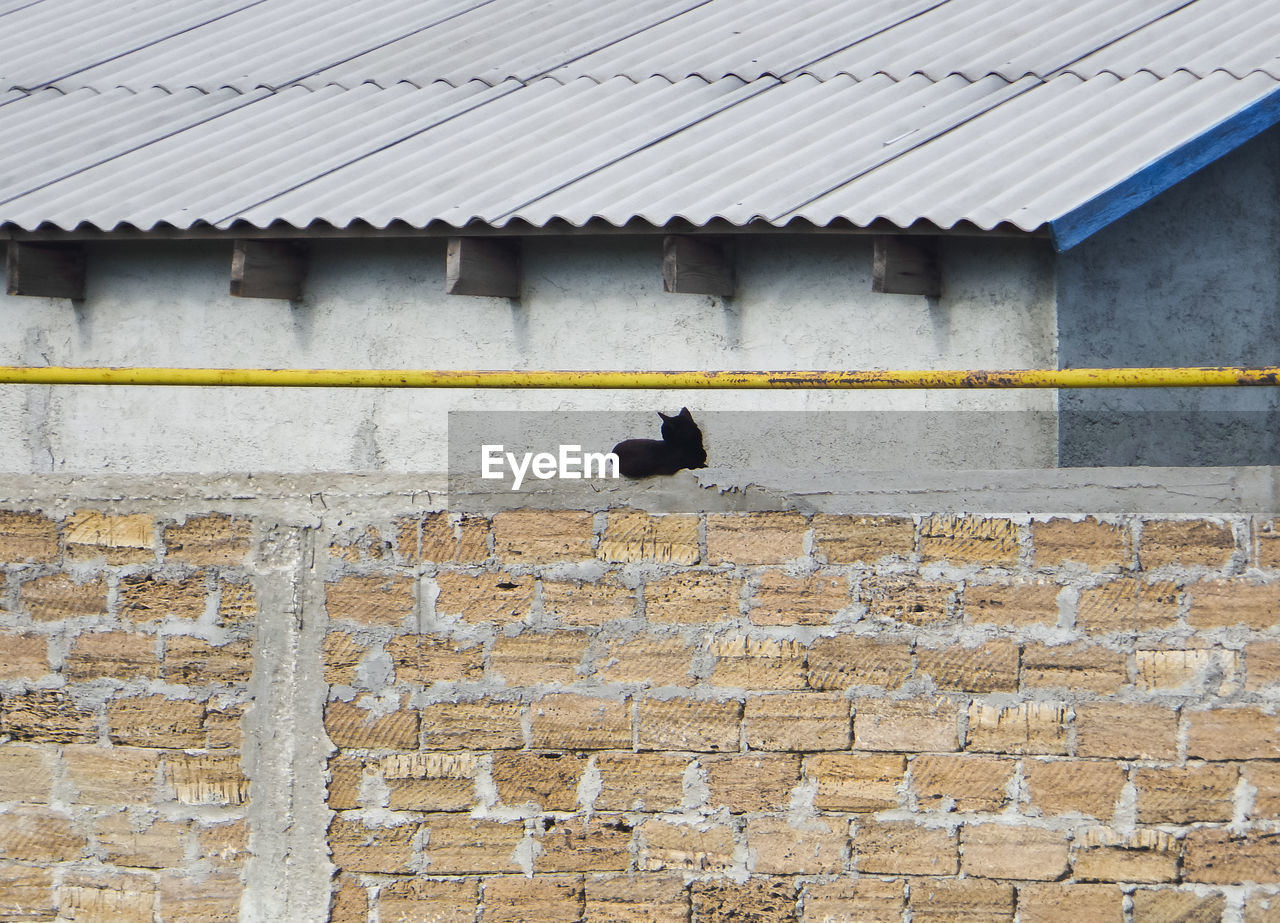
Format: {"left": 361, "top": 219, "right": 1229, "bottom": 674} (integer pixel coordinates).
{"left": 2, "top": 0, "right": 1279, "bottom": 248}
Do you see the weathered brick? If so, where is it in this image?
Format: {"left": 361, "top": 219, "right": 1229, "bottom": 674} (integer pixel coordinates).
{"left": 0, "top": 632, "right": 47, "bottom": 681}
{"left": 0, "top": 746, "right": 53, "bottom": 803}
{"left": 168, "top": 752, "right": 247, "bottom": 805}
{"left": 1076, "top": 578, "right": 1180, "bottom": 633}
{"left": 802, "top": 878, "right": 904, "bottom": 923}
{"left": 1187, "top": 707, "right": 1280, "bottom": 760}
{"left": 1246, "top": 893, "right": 1280, "bottom": 922}
{"left": 962, "top": 824, "right": 1070, "bottom": 880}
{"left": 637, "top": 697, "right": 740, "bottom": 752}
{"left": 489, "top": 632, "right": 587, "bottom": 686}
{"left": 57, "top": 869, "right": 156, "bottom": 923}
{"left": 484, "top": 874, "right": 582, "bottom": 923}
{"left": 919, "top": 514, "right": 1019, "bottom": 565}
{"left": 965, "top": 580, "right": 1060, "bottom": 626}
{"left": 862, "top": 576, "right": 957, "bottom": 626}
{"left": 807, "top": 753, "right": 904, "bottom": 812}
{"left": 1259, "top": 519, "right": 1280, "bottom": 569}
{"left": 748, "top": 815, "right": 846, "bottom": 874}
{"left": 18, "top": 573, "right": 107, "bottom": 621}
{"left": 419, "top": 814, "right": 525, "bottom": 873}
{"left": 856, "top": 697, "right": 961, "bottom": 753}
{"left": 597, "top": 634, "right": 694, "bottom": 686}
{"left": 1135, "top": 763, "right": 1237, "bottom": 823}
{"left": 908, "top": 878, "right": 1013, "bottom": 922}
{"left": 323, "top": 630, "right": 365, "bottom": 685}
{"left": 1141, "top": 519, "right": 1235, "bottom": 568}
{"left": 710, "top": 637, "right": 807, "bottom": 690}
{"left": 163, "top": 513, "right": 251, "bottom": 565}
{"left": 164, "top": 635, "right": 253, "bottom": 685}
{"left": 812, "top": 514, "right": 914, "bottom": 564}
{"left": 329, "top": 816, "right": 416, "bottom": 873}
{"left": 0, "top": 806, "right": 85, "bottom": 861}
{"left": 1184, "top": 829, "right": 1280, "bottom": 884}
{"left": 1073, "top": 828, "right": 1180, "bottom": 883}
{"left": 691, "top": 878, "right": 796, "bottom": 922}
{"left": 641, "top": 818, "right": 735, "bottom": 872}
{"left": 328, "top": 755, "right": 366, "bottom": 810}
{"left": 531, "top": 695, "right": 631, "bottom": 749}
{"left": 1247, "top": 640, "right": 1280, "bottom": 691}
{"left": 64, "top": 509, "right": 156, "bottom": 564}
{"left": 585, "top": 874, "right": 687, "bottom": 923}
{"left": 702, "top": 754, "right": 800, "bottom": 813}
{"left": 158, "top": 870, "right": 243, "bottom": 922}
{"left": 807, "top": 636, "right": 913, "bottom": 690}
{"left": 94, "top": 813, "right": 192, "bottom": 869}
{"left": 1136, "top": 647, "right": 1238, "bottom": 693}
{"left": 493, "top": 509, "right": 594, "bottom": 562}
{"left": 1075, "top": 704, "right": 1178, "bottom": 760}
{"left": 326, "top": 574, "right": 416, "bottom": 626}
{"left": 422, "top": 701, "right": 523, "bottom": 750}
{"left": 377, "top": 878, "right": 477, "bottom": 923}
{"left": 65, "top": 630, "right": 159, "bottom": 681}
{"left": 0, "top": 511, "right": 58, "bottom": 564}
{"left": 598, "top": 510, "right": 699, "bottom": 564}
{"left": 536, "top": 814, "right": 633, "bottom": 872}
{"left": 492, "top": 751, "right": 585, "bottom": 811}
{"left": 1188, "top": 578, "right": 1280, "bottom": 629}
{"left": 385, "top": 634, "right": 484, "bottom": 686}
{"left": 1245, "top": 761, "right": 1280, "bottom": 818}
{"left": 108, "top": 695, "right": 205, "bottom": 748}
{"left": 1023, "top": 759, "right": 1125, "bottom": 818}
{"left": 1032, "top": 517, "right": 1129, "bottom": 570}
{"left": 203, "top": 702, "right": 244, "bottom": 750}
{"left": 706, "top": 512, "right": 808, "bottom": 565}
{"left": 198, "top": 819, "right": 249, "bottom": 868}
{"left": 745, "top": 693, "right": 850, "bottom": 751}
{"left": 749, "top": 571, "right": 849, "bottom": 626}
{"left": 1131, "top": 889, "right": 1226, "bottom": 923}
{"left": 217, "top": 579, "right": 257, "bottom": 627}
{"left": 853, "top": 820, "right": 957, "bottom": 876}
{"left": 1016, "top": 883, "right": 1123, "bottom": 923}
{"left": 916, "top": 640, "right": 1019, "bottom": 693}
{"left": 0, "top": 690, "right": 96, "bottom": 743}
{"left": 594, "top": 752, "right": 689, "bottom": 811}
{"left": 378, "top": 751, "right": 478, "bottom": 811}
{"left": 541, "top": 577, "right": 636, "bottom": 626}
{"left": 966, "top": 703, "right": 1068, "bottom": 756}
{"left": 644, "top": 572, "right": 741, "bottom": 623}
{"left": 910, "top": 754, "right": 1015, "bottom": 813}
{"left": 328, "top": 527, "right": 389, "bottom": 564}
{"left": 398, "top": 511, "right": 490, "bottom": 563}
{"left": 0, "top": 864, "right": 54, "bottom": 919}
{"left": 118, "top": 572, "right": 207, "bottom": 622}
{"left": 325, "top": 697, "right": 419, "bottom": 750}
{"left": 1021, "top": 642, "right": 1127, "bottom": 693}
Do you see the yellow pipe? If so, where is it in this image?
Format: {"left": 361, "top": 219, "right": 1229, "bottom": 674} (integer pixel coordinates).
{"left": 0, "top": 366, "right": 1278, "bottom": 388}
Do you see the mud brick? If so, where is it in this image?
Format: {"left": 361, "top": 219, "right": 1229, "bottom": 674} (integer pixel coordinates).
{"left": 421, "top": 813, "right": 525, "bottom": 874}
{"left": 1131, "top": 889, "right": 1225, "bottom": 922}
{"left": 217, "top": 579, "right": 257, "bottom": 627}
{"left": 541, "top": 577, "right": 636, "bottom": 626}
{"left": 711, "top": 637, "right": 807, "bottom": 690}
{"left": 536, "top": 814, "right": 633, "bottom": 872}
{"left": 745, "top": 692, "right": 851, "bottom": 750}
{"left": 919, "top": 514, "right": 1019, "bottom": 565}
{"left": 163, "top": 513, "right": 251, "bottom": 565}
{"left": 1021, "top": 643, "right": 1127, "bottom": 693}
{"left": 1, "top": 690, "right": 96, "bottom": 743}
{"left": 862, "top": 576, "right": 956, "bottom": 626}
{"left": 807, "top": 753, "right": 904, "bottom": 812}
{"left": 377, "top": 878, "right": 477, "bottom": 923}
{"left": 0, "top": 746, "right": 53, "bottom": 803}
{"left": 168, "top": 752, "right": 247, "bottom": 805}
{"left": 598, "top": 634, "right": 694, "bottom": 686}
{"left": 748, "top": 815, "right": 846, "bottom": 874}
{"left": 489, "top": 632, "right": 587, "bottom": 686}
{"left": 398, "top": 511, "right": 490, "bottom": 563}
{"left": 118, "top": 573, "right": 207, "bottom": 622}
{"left": 531, "top": 694, "right": 631, "bottom": 749}
{"left": 331, "top": 874, "right": 369, "bottom": 923}
{"left": 108, "top": 694, "right": 205, "bottom": 748}
{"left": 94, "top": 814, "right": 193, "bottom": 869}
{"left": 492, "top": 751, "right": 585, "bottom": 811}
{"left": 492, "top": 509, "right": 594, "bottom": 562}
{"left": 1184, "top": 829, "right": 1280, "bottom": 884}
{"left": 856, "top": 697, "right": 961, "bottom": 753}
{"left": 64, "top": 509, "right": 156, "bottom": 564}
{"left": 705, "top": 511, "right": 807, "bottom": 565}
{"left": 158, "top": 871, "right": 241, "bottom": 923}
{"left": 691, "top": 878, "right": 797, "bottom": 922}
{"left": 908, "top": 878, "right": 1014, "bottom": 922}
{"left": 326, "top": 574, "right": 416, "bottom": 626}
{"left": 0, "top": 632, "right": 47, "bottom": 681}
{"left": 1247, "top": 641, "right": 1280, "bottom": 691}
{"left": 702, "top": 753, "right": 801, "bottom": 813}
{"left": 0, "top": 806, "right": 85, "bottom": 861}
{"left": 65, "top": 745, "right": 163, "bottom": 805}
{"left": 1016, "top": 883, "right": 1123, "bottom": 923}
{"left": 323, "top": 631, "right": 366, "bottom": 685}
{"left": 65, "top": 630, "right": 159, "bottom": 681}
{"left": 326, "top": 697, "right": 419, "bottom": 750}
{"left": 637, "top": 697, "right": 740, "bottom": 752}
{"left": 910, "top": 754, "right": 1015, "bottom": 813}
{"left": 0, "top": 510, "right": 57, "bottom": 563}
{"left": 812, "top": 514, "right": 914, "bottom": 564}
{"left": 1135, "top": 764, "right": 1238, "bottom": 823}
{"left": 962, "top": 824, "right": 1070, "bottom": 880}
{"left": 1188, "top": 578, "right": 1280, "bottom": 629}
{"left": 328, "top": 524, "right": 390, "bottom": 562}
{"left": 1023, "top": 759, "right": 1125, "bottom": 818}
{"left": 1076, "top": 578, "right": 1180, "bottom": 633}
{"left": 0, "top": 864, "right": 54, "bottom": 920}
{"left": 1141, "top": 519, "right": 1235, "bottom": 568}
{"left": 853, "top": 820, "right": 957, "bottom": 876}
{"left": 198, "top": 819, "right": 249, "bottom": 868}
{"left": 749, "top": 571, "right": 850, "bottom": 626}
{"left": 484, "top": 875, "right": 583, "bottom": 923}
{"left": 967, "top": 703, "right": 1068, "bottom": 756}
{"left": 598, "top": 510, "right": 699, "bottom": 564}
{"left": 585, "top": 874, "right": 687, "bottom": 923}
{"left": 329, "top": 816, "right": 417, "bottom": 873}
{"left": 965, "top": 579, "right": 1060, "bottom": 626}
{"left": 640, "top": 818, "right": 735, "bottom": 872}
{"left": 916, "top": 640, "right": 1019, "bottom": 693}
{"left": 808, "top": 636, "right": 913, "bottom": 690}
{"left": 56, "top": 869, "right": 156, "bottom": 923}
{"left": 385, "top": 634, "right": 484, "bottom": 686}
{"left": 1032, "top": 517, "right": 1129, "bottom": 570}
{"left": 1073, "top": 828, "right": 1180, "bottom": 883}
{"left": 1245, "top": 762, "right": 1280, "bottom": 818}
{"left": 1136, "top": 648, "right": 1238, "bottom": 692}
{"left": 1187, "top": 708, "right": 1280, "bottom": 760}
{"left": 644, "top": 572, "right": 741, "bottom": 623}
{"left": 378, "top": 751, "right": 479, "bottom": 811}
{"left": 1074, "top": 704, "right": 1177, "bottom": 760}
{"left": 594, "top": 752, "right": 689, "bottom": 811}
{"left": 328, "top": 755, "right": 366, "bottom": 809}
{"left": 18, "top": 572, "right": 107, "bottom": 621}
{"left": 422, "top": 701, "right": 523, "bottom": 750}
{"left": 204, "top": 701, "right": 244, "bottom": 750}
{"left": 802, "top": 878, "right": 904, "bottom": 923}
{"left": 164, "top": 635, "right": 253, "bottom": 685}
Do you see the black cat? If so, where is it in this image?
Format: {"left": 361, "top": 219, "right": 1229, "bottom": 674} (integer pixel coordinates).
{"left": 612, "top": 407, "right": 708, "bottom": 478}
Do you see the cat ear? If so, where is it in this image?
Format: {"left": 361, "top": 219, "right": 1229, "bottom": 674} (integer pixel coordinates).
{"left": 678, "top": 407, "right": 692, "bottom": 419}
{"left": 658, "top": 411, "right": 673, "bottom": 421}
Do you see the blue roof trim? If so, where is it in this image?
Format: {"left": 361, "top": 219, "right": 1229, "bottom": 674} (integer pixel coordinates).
{"left": 1049, "top": 84, "right": 1280, "bottom": 252}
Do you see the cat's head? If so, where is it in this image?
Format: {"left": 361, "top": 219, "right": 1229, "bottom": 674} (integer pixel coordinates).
{"left": 658, "top": 408, "right": 707, "bottom": 466}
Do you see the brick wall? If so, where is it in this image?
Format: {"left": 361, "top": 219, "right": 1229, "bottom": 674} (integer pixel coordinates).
{"left": 3, "top": 487, "right": 1280, "bottom": 921}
